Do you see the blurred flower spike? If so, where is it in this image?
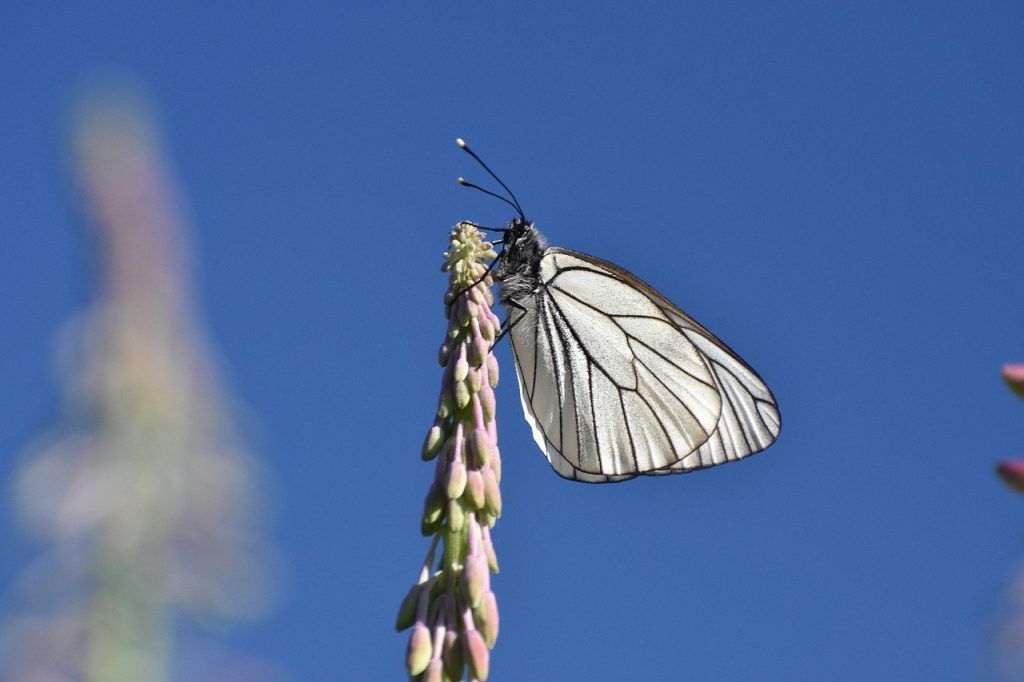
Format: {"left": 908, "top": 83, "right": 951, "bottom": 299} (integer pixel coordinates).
{"left": 1, "top": 84, "right": 274, "bottom": 681}
{"left": 999, "top": 364, "right": 1024, "bottom": 494}
{"left": 397, "top": 222, "right": 502, "bottom": 681}
{"left": 1004, "top": 364, "right": 1024, "bottom": 400}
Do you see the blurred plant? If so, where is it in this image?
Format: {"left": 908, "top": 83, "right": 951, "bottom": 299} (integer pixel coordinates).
{"left": 397, "top": 222, "right": 502, "bottom": 682}
{"left": 992, "top": 364, "right": 1024, "bottom": 679}
{"left": 1, "top": 86, "right": 274, "bottom": 681}
{"left": 997, "top": 364, "right": 1024, "bottom": 492}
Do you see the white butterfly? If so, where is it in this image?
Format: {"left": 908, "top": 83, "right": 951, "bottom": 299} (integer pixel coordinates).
{"left": 457, "top": 139, "right": 781, "bottom": 483}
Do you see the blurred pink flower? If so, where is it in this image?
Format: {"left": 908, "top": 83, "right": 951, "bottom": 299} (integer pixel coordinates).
{"left": 2, "top": 84, "right": 276, "bottom": 682}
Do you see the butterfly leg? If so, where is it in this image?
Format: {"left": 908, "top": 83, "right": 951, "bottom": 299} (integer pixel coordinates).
{"left": 490, "top": 297, "right": 528, "bottom": 351}
{"left": 447, "top": 249, "right": 504, "bottom": 313}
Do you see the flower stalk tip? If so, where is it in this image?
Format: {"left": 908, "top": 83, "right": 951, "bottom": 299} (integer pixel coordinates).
{"left": 399, "top": 222, "right": 503, "bottom": 680}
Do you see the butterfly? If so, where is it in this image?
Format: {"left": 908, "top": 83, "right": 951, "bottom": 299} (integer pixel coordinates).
{"left": 456, "top": 139, "right": 781, "bottom": 483}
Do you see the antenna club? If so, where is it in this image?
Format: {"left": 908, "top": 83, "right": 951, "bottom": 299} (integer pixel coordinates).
{"left": 455, "top": 138, "right": 468, "bottom": 149}
{"left": 457, "top": 177, "right": 468, "bottom": 185}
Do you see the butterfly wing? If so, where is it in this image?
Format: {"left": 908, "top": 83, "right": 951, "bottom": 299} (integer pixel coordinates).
{"left": 507, "top": 247, "right": 780, "bottom": 483}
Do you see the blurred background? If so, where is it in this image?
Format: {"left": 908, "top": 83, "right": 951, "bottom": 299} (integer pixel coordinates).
{"left": 2, "top": 3, "right": 1024, "bottom": 680}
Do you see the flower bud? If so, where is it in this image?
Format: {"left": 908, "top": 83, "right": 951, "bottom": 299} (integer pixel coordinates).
{"left": 486, "top": 354, "right": 499, "bottom": 387}
{"left": 469, "top": 333, "right": 488, "bottom": 368}
{"left": 467, "top": 367, "right": 482, "bottom": 395}
{"left": 446, "top": 458, "right": 467, "bottom": 500}
{"left": 1004, "top": 364, "right": 1024, "bottom": 399}
{"left": 454, "top": 379, "right": 471, "bottom": 409}
{"left": 448, "top": 499, "right": 465, "bottom": 532}
{"left": 421, "top": 483, "right": 445, "bottom": 535}
{"left": 454, "top": 355, "right": 470, "bottom": 383}
{"left": 464, "top": 553, "right": 489, "bottom": 608}
{"left": 422, "top": 425, "right": 444, "bottom": 461}
{"left": 406, "top": 624, "right": 432, "bottom": 676}
{"left": 464, "top": 629, "right": 490, "bottom": 681}
{"left": 998, "top": 459, "right": 1024, "bottom": 492}
{"left": 395, "top": 583, "right": 421, "bottom": 631}
{"left": 490, "top": 447, "right": 501, "bottom": 484}
{"left": 443, "top": 631, "right": 463, "bottom": 680}
{"left": 438, "top": 342, "right": 451, "bottom": 366}
{"left": 464, "top": 470, "right": 485, "bottom": 509}
{"left": 423, "top": 659, "right": 444, "bottom": 682}
{"left": 474, "top": 590, "right": 500, "bottom": 648}
{"left": 482, "top": 527, "right": 500, "bottom": 573}
{"left": 482, "top": 467, "right": 502, "bottom": 517}
{"left": 469, "top": 428, "right": 492, "bottom": 467}
{"left": 479, "top": 383, "right": 496, "bottom": 422}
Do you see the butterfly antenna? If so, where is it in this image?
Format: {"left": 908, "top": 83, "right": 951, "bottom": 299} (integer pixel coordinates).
{"left": 456, "top": 138, "right": 526, "bottom": 221}
{"left": 457, "top": 177, "right": 525, "bottom": 220}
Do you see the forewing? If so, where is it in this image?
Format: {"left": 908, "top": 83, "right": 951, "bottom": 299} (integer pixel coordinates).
{"left": 507, "top": 250, "right": 728, "bottom": 482}
{"left": 546, "top": 248, "right": 781, "bottom": 477}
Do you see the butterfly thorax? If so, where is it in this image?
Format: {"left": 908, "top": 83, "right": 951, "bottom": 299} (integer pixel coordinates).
{"left": 495, "top": 219, "right": 547, "bottom": 305}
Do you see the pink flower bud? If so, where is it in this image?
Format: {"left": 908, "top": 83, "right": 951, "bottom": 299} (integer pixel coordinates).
{"left": 406, "top": 623, "right": 432, "bottom": 676}
{"left": 490, "top": 446, "right": 502, "bottom": 483}
{"left": 446, "top": 458, "right": 467, "bottom": 500}
{"left": 479, "top": 383, "right": 496, "bottom": 422}
{"left": 464, "top": 628, "right": 490, "bottom": 681}
{"left": 486, "top": 354, "right": 499, "bottom": 387}
{"left": 482, "top": 526, "right": 500, "bottom": 573}
{"left": 469, "top": 428, "right": 492, "bottom": 467}
{"left": 443, "top": 630, "right": 463, "bottom": 680}
{"left": 464, "top": 553, "right": 490, "bottom": 608}
{"left": 1004, "top": 364, "right": 1024, "bottom": 399}
{"left": 997, "top": 459, "right": 1024, "bottom": 492}
{"left": 423, "top": 659, "right": 444, "bottom": 682}
{"left": 464, "top": 470, "right": 485, "bottom": 509}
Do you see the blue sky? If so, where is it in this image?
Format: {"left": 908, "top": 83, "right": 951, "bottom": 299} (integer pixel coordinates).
{"left": 3, "top": 2, "right": 1024, "bottom": 680}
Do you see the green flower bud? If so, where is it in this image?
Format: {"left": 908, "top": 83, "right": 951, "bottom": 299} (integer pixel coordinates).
{"left": 482, "top": 468, "right": 501, "bottom": 518}
{"left": 448, "top": 499, "right": 465, "bottom": 532}
{"left": 453, "top": 380, "right": 470, "bottom": 409}
{"left": 395, "top": 583, "right": 422, "bottom": 632}
{"left": 422, "top": 425, "right": 444, "bottom": 461}
{"left": 421, "top": 483, "right": 445, "bottom": 535}
{"left": 454, "top": 356, "right": 469, "bottom": 383}
{"left": 473, "top": 590, "right": 499, "bottom": 648}
{"left": 482, "top": 528, "right": 499, "bottom": 573}
{"left": 467, "top": 367, "right": 482, "bottom": 395}
{"left": 479, "top": 317, "right": 495, "bottom": 342}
